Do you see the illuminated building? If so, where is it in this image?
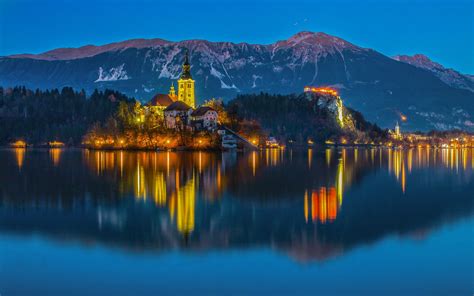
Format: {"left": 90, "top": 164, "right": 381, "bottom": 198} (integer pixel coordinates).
{"left": 177, "top": 51, "right": 196, "bottom": 108}
{"left": 10, "top": 140, "right": 26, "bottom": 148}
{"left": 304, "top": 86, "right": 339, "bottom": 96}
{"left": 164, "top": 101, "right": 193, "bottom": 129}
{"left": 146, "top": 51, "right": 218, "bottom": 131}
{"left": 147, "top": 85, "right": 177, "bottom": 116}
{"left": 190, "top": 106, "right": 218, "bottom": 131}
{"left": 148, "top": 51, "right": 195, "bottom": 108}
{"left": 390, "top": 121, "right": 403, "bottom": 140}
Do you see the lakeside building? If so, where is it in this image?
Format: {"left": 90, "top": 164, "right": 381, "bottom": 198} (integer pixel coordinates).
{"left": 164, "top": 101, "right": 193, "bottom": 130}
{"left": 147, "top": 51, "right": 217, "bottom": 131}
{"left": 190, "top": 106, "right": 218, "bottom": 131}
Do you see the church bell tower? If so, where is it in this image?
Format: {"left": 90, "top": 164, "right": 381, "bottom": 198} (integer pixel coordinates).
{"left": 177, "top": 50, "right": 195, "bottom": 108}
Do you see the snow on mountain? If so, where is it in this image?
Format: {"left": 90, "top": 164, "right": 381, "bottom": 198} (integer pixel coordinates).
{"left": 95, "top": 64, "right": 130, "bottom": 82}
{"left": 393, "top": 54, "right": 474, "bottom": 92}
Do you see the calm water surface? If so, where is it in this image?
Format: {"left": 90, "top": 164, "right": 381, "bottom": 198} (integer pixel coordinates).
{"left": 0, "top": 148, "right": 473, "bottom": 295}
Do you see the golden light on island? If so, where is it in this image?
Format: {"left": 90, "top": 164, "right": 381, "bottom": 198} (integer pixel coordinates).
{"left": 10, "top": 140, "right": 27, "bottom": 148}
{"left": 49, "top": 141, "right": 65, "bottom": 148}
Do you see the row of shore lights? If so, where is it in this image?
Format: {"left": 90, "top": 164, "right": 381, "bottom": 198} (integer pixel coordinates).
{"left": 10, "top": 140, "right": 64, "bottom": 148}
{"left": 93, "top": 139, "right": 203, "bottom": 146}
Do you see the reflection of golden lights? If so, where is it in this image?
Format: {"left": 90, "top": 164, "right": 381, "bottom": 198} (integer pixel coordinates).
{"left": 49, "top": 148, "right": 62, "bottom": 166}
{"left": 252, "top": 151, "right": 256, "bottom": 176}
{"left": 336, "top": 158, "right": 344, "bottom": 205}
{"left": 14, "top": 148, "right": 26, "bottom": 169}
{"left": 305, "top": 187, "right": 339, "bottom": 224}
{"left": 308, "top": 148, "right": 312, "bottom": 169}
{"left": 326, "top": 149, "right": 332, "bottom": 167}
{"left": 176, "top": 177, "right": 196, "bottom": 235}
{"left": 304, "top": 190, "right": 309, "bottom": 223}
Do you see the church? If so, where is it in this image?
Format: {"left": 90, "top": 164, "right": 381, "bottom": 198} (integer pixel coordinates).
{"left": 148, "top": 51, "right": 196, "bottom": 112}
{"left": 147, "top": 51, "right": 218, "bottom": 131}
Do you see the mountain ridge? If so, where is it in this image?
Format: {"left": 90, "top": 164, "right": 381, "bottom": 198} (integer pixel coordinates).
{"left": 393, "top": 54, "right": 473, "bottom": 92}
{"left": 5, "top": 31, "right": 365, "bottom": 61}
{"left": 1, "top": 31, "right": 473, "bottom": 132}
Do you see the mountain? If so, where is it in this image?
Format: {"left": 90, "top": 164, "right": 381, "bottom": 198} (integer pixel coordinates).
{"left": 393, "top": 54, "right": 474, "bottom": 92}
{"left": 1, "top": 31, "right": 473, "bottom": 131}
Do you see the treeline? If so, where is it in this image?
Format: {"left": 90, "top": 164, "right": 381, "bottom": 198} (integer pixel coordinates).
{"left": 0, "top": 86, "right": 388, "bottom": 147}
{"left": 0, "top": 86, "right": 132, "bottom": 145}
{"left": 227, "top": 92, "right": 387, "bottom": 143}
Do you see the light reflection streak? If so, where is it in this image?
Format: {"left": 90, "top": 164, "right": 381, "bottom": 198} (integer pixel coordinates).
{"left": 76, "top": 148, "right": 472, "bottom": 231}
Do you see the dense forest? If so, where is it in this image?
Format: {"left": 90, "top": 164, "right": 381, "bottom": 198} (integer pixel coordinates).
{"left": 0, "top": 86, "right": 132, "bottom": 145}
{"left": 0, "top": 86, "right": 388, "bottom": 147}
{"left": 227, "top": 92, "right": 388, "bottom": 143}
{"left": 0, "top": 86, "right": 219, "bottom": 148}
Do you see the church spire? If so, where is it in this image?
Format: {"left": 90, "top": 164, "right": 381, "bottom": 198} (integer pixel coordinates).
{"left": 180, "top": 50, "right": 192, "bottom": 79}
{"left": 177, "top": 50, "right": 195, "bottom": 108}
{"left": 169, "top": 82, "right": 176, "bottom": 98}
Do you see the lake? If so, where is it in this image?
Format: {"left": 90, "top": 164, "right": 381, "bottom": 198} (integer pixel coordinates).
{"left": 0, "top": 148, "right": 473, "bottom": 295}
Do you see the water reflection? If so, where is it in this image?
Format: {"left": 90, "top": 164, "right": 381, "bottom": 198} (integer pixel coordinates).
{"left": 1, "top": 148, "right": 473, "bottom": 261}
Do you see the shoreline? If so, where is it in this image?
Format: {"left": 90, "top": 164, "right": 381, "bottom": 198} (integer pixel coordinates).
{"left": 2, "top": 144, "right": 473, "bottom": 151}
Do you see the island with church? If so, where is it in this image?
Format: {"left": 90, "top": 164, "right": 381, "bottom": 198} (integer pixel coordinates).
{"left": 79, "top": 51, "right": 388, "bottom": 150}
{"left": 1, "top": 51, "right": 472, "bottom": 150}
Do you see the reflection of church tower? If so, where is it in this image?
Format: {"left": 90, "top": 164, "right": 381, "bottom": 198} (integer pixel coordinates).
{"left": 176, "top": 177, "right": 196, "bottom": 236}
{"left": 177, "top": 50, "right": 195, "bottom": 108}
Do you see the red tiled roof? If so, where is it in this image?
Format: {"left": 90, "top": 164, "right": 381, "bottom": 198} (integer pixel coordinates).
{"left": 148, "top": 94, "right": 174, "bottom": 107}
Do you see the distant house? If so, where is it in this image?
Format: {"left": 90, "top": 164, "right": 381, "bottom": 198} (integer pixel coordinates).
{"left": 164, "top": 101, "right": 193, "bottom": 129}
{"left": 191, "top": 106, "right": 218, "bottom": 131}
{"left": 266, "top": 137, "right": 279, "bottom": 148}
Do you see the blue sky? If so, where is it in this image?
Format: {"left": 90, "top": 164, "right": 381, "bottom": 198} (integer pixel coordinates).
{"left": 0, "top": 0, "right": 472, "bottom": 73}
